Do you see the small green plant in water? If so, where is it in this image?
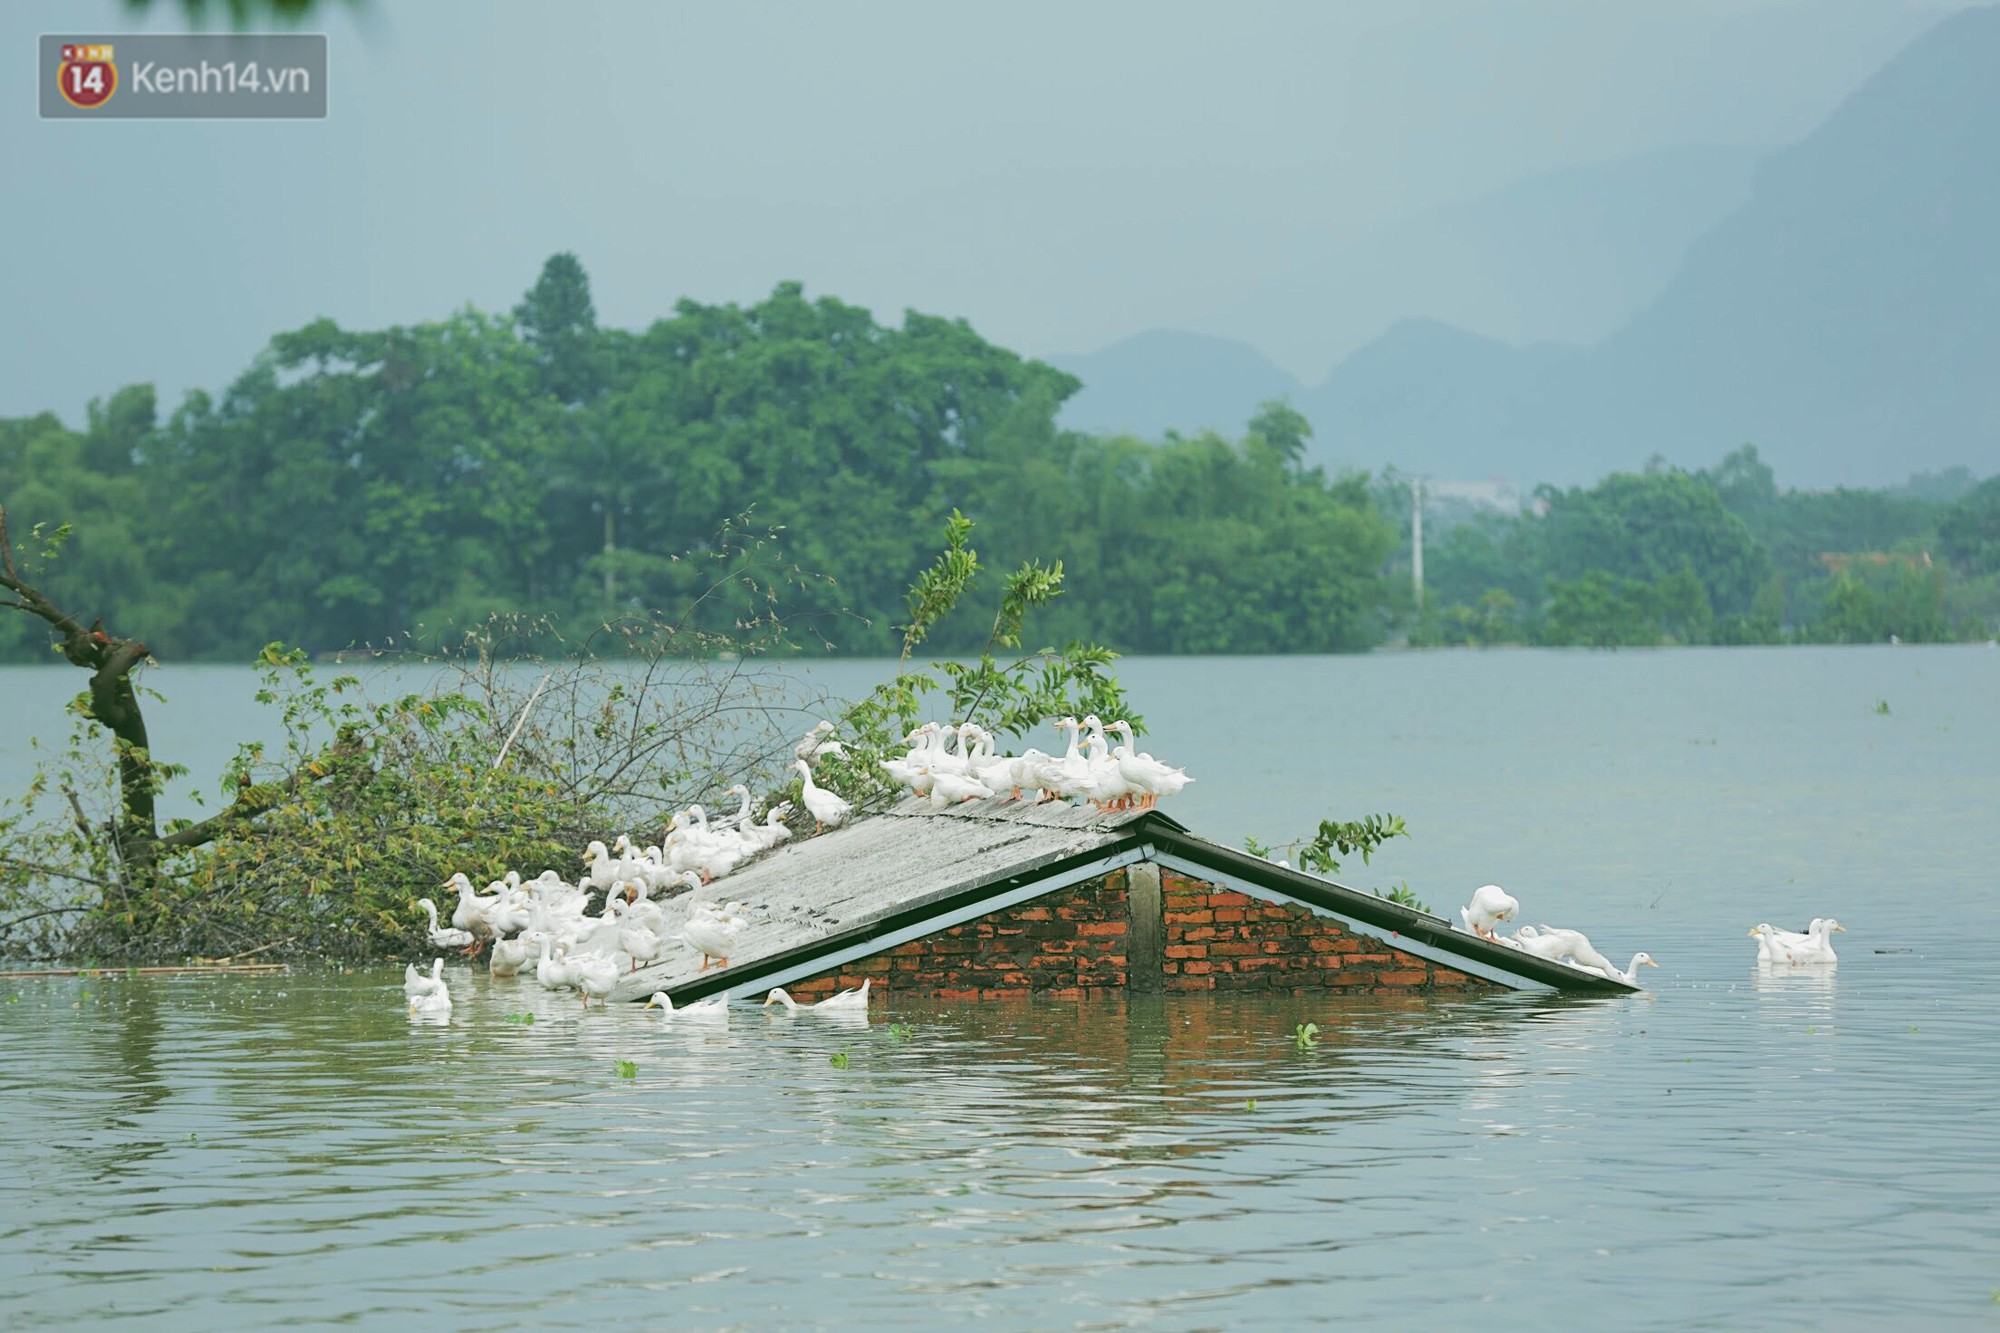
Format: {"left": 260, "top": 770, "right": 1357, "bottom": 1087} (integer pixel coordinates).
{"left": 503, "top": 1012, "right": 535, "bottom": 1025}
{"left": 1873, "top": 699, "right": 1891, "bottom": 715}
{"left": 614, "top": 1060, "right": 638, "bottom": 1078}
{"left": 1293, "top": 1022, "right": 1319, "bottom": 1051}
{"left": 1245, "top": 1099, "right": 1258, "bottom": 1112}
{"left": 829, "top": 1050, "right": 851, "bottom": 1069}
{"left": 888, "top": 1022, "right": 912, "bottom": 1042}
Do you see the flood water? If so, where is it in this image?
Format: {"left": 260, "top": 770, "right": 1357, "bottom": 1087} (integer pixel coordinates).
{"left": 2, "top": 646, "right": 1997, "bottom": 1327}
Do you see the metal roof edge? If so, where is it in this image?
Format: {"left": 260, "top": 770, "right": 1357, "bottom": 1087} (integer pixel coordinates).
{"left": 1137, "top": 821, "right": 1639, "bottom": 995}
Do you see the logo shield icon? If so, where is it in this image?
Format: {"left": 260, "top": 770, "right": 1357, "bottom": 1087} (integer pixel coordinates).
{"left": 58, "top": 44, "right": 119, "bottom": 110}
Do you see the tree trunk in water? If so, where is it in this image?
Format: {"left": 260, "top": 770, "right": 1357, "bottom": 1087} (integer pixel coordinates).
{"left": 0, "top": 508, "right": 161, "bottom": 890}
{"left": 90, "top": 641, "right": 161, "bottom": 878}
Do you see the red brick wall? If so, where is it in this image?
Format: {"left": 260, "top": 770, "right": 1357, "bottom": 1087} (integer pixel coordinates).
{"left": 1160, "top": 871, "right": 1484, "bottom": 994}
{"left": 777, "top": 869, "right": 1131, "bottom": 1004}
{"left": 774, "top": 865, "right": 1490, "bottom": 1004}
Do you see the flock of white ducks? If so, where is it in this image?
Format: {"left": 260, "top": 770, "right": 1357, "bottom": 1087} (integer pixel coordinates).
{"left": 405, "top": 713, "right": 1861, "bottom": 1010}
{"left": 884, "top": 715, "right": 1191, "bottom": 809}
{"left": 400, "top": 712, "right": 1195, "bottom": 1018}
{"left": 1750, "top": 918, "right": 1845, "bottom": 965}
{"left": 1459, "top": 884, "right": 1660, "bottom": 986}
{"left": 403, "top": 752, "right": 825, "bottom": 1014}
{"left": 1457, "top": 883, "right": 1850, "bottom": 987}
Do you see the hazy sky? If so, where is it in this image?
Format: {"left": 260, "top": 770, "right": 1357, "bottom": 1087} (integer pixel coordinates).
{"left": 0, "top": 0, "right": 1961, "bottom": 423}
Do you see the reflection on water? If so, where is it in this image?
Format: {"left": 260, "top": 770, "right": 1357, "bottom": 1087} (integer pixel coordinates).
{"left": 3, "top": 944, "right": 1996, "bottom": 1330}
{"left": 3, "top": 647, "right": 1999, "bottom": 1325}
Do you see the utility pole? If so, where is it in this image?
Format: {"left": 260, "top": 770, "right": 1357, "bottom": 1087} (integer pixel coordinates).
{"left": 1411, "top": 477, "right": 1425, "bottom": 609}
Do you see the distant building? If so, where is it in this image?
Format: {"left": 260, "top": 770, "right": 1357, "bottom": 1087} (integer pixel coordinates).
{"left": 1424, "top": 478, "right": 1523, "bottom": 514}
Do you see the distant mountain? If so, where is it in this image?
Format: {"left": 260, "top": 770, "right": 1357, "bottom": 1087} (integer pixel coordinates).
{"left": 1212, "top": 143, "right": 1762, "bottom": 375}
{"left": 1575, "top": 3, "right": 2000, "bottom": 485}
{"left": 1300, "top": 5, "right": 2000, "bottom": 488}
{"left": 1047, "top": 330, "right": 1301, "bottom": 439}
{"left": 1303, "top": 321, "right": 1580, "bottom": 477}
{"left": 1049, "top": 143, "right": 1762, "bottom": 452}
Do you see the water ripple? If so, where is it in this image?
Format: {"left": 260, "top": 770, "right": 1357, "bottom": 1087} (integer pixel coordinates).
{"left": 2, "top": 932, "right": 1995, "bottom": 1330}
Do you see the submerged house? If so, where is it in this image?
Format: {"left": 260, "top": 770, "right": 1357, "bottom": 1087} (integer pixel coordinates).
{"left": 611, "top": 797, "right": 1638, "bottom": 1006}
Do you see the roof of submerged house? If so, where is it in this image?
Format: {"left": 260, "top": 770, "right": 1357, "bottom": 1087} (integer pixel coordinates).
{"left": 610, "top": 796, "right": 1639, "bottom": 1004}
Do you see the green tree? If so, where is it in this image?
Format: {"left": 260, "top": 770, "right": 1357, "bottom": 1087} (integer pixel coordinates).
{"left": 514, "top": 251, "right": 603, "bottom": 407}
{"left": 1540, "top": 571, "right": 1659, "bottom": 648}
{"left": 1244, "top": 398, "right": 1313, "bottom": 472}
{"left": 1937, "top": 475, "right": 2000, "bottom": 576}
{"left": 1530, "top": 465, "right": 1766, "bottom": 620}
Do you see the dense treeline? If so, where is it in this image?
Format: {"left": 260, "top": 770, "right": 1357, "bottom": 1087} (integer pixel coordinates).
{"left": 0, "top": 255, "right": 1394, "bottom": 663}
{"left": 2, "top": 252, "right": 1996, "bottom": 662}
{"left": 1407, "top": 448, "right": 2000, "bottom": 646}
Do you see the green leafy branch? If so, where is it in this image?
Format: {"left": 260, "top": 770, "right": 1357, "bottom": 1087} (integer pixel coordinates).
{"left": 824, "top": 512, "right": 1139, "bottom": 816}
{"left": 1244, "top": 814, "right": 1429, "bottom": 913}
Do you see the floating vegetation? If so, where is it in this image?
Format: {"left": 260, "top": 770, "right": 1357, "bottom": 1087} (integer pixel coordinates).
{"left": 1245, "top": 1099, "right": 1258, "bottom": 1112}
{"left": 614, "top": 1060, "right": 638, "bottom": 1079}
{"left": 1874, "top": 699, "right": 1892, "bottom": 715}
{"left": 502, "top": 1012, "right": 535, "bottom": 1025}
{"left": 1293, "top": 1022, "right": 1319, "bottom": 1051}
{"left": 829, "top": 1050, "right": 851, "bottom": 1069}
{"left": 888, "top": 1023, "right": 912, "bottom": 1042}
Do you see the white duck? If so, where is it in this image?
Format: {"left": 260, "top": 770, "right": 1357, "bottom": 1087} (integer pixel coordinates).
{"left": 1034, "top": 717, "right": 1094, "bottom": 802}
{"left": 403, "top": 957, "right": 447, "bottom": 1002}
{"left": 1459, "top": 884, "right": 1520, "bottom": 940}
{"left": 741, "top": 803, "right": 795, "bottom": 853}
{"left": 926, "top": 765, "right": 993, "bottom": 807}
{"left": 1109, "top": 720, "right": 1191, "bottom": 808}
{"left": 489, "top": 930, "right": 533, "bottom": 978}
{"left": 882, "top": 724, "right": 936, "bottom": 791}
{"left": 647, "top": 991, "right": 730, "bottom": 1020}
{"left": 681, "top": 900, "right": 746, "bottom": 971}
{"left": 443, "top": 872, "right": 499, "bottom": 956}
{"left": 667, "top": 805, "right": 750, "bottom": 883}
{"left": 535, "top": 933, "right": 581, "bottom": 991}
{"left": 572, "top": 951, "right": 621, "bottom": 1008}
{"left": 617, "top": 911, "right": 666, "bottom": 974}
{"left": 416, "top": 898, "right": 475, "bottom": 951}
{"left": 581, "top": 840, "right": 623, "bottom": 895}
{"left": 795, "top": 720, "right": 847, "bottom": 761}
{"left": 794, "top": 759, "right": 852, "bottom": 834}
{"left": 1076, "top": 717, "right": 1134, "bottom": 811}
{"left": 1520, "top": 923, "right": 1617, "bottom": 976}
{"left": 992, "top": 748, "right": 1052, "bottom": 802}
{"left": 1601, "top": 952, "right": 1660, "bottom": 986}
{"left": 407, "top": 981, "right": 451, "bottom": 1017}
{"left": 1751, "top": 918, "right": 1845, "bottom": 965}
{"left": 763, "top": 978, "right": 871, "bottom": 1014}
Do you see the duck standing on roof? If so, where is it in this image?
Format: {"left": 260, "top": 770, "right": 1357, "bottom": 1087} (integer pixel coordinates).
{"left": 1460, "top": 884, "right": 1519, "bottom": 940}
{"left": 794, "top": 759, "right": 852, "bottom": 834}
